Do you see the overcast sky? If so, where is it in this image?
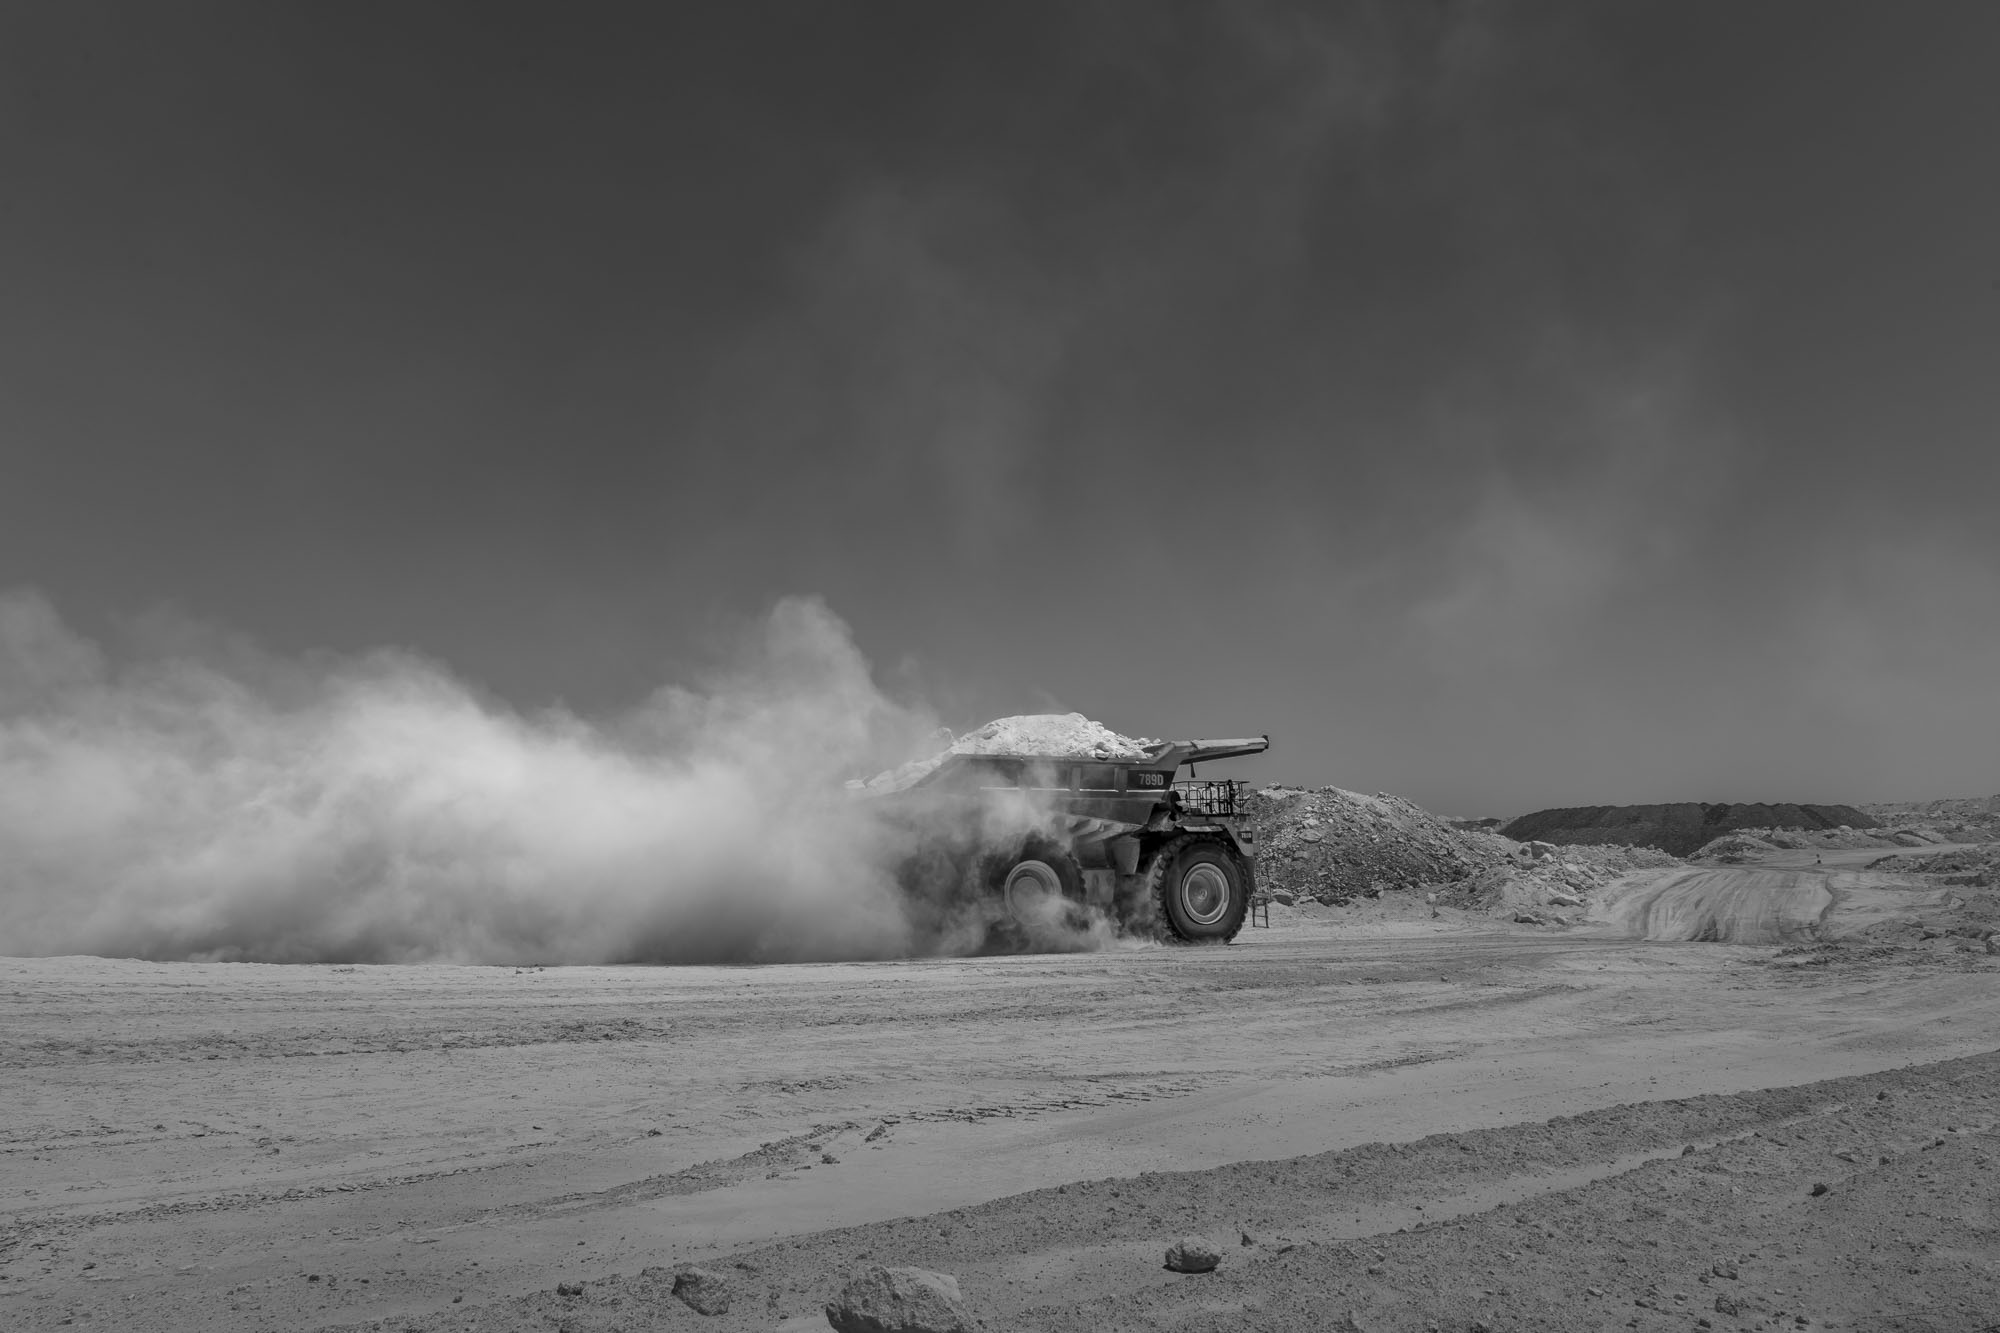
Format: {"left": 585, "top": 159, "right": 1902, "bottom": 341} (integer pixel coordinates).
{"left": 2, "top": 3, "right": 1994, "bottom": 815}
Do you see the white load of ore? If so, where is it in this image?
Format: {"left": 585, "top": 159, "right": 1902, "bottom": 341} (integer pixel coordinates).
{"left": 948, "top": 713, "right": 1159, "bottom": 761}
{"left": 852, "top": 713, "right": 1160, "bottom": 793}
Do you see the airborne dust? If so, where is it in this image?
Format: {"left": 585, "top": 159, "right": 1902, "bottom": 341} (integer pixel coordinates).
{"left": 0, "top": 589, "right": 1111, "bottom": 965}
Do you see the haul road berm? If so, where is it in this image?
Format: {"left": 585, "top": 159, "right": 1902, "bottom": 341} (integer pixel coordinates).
{"left": 872, "top": 734, "right": 1270, "bottom": 945}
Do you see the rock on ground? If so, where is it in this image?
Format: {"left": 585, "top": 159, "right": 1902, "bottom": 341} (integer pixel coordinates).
{"left": 670, "top": 1265, "right": 731, "bottom": 1315}
{"left": 1164, "top": 1235, "right": 1222, "bottom": 1273}
{"left": 824, "top": 1264, "right": 971, "bottom": 1333}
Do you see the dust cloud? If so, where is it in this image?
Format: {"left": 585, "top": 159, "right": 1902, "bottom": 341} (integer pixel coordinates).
{"left": 0, "top": 589, "right": 1029, "bottom": 965}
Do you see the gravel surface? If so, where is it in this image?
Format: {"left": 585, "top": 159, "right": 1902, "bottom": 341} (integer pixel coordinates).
{"left": 7, "top": 853, "right": 1997, "bottom": 1331}
{"left": 306, "top": 1051, "right": 2000, "bottom": 1332}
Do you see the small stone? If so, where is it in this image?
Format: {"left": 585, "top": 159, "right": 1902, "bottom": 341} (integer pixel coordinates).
{"left": 822, "top": 1152, "right": 840, "bottom": 1165}
{"left": 865, "top": 1125, "right": 888, "bottom": 1142}
{"left": 1810, "top": 1181, "right": 1830, "bottom": 1196}
{"left": 1164, "top": 1236, "right": 1223, "bottom": 1274}
{"left": 1712, "top": 1260, "right": 1738, "bottom": 1280}
{"left": 1239, "top": 1230, "right": 1255, "bottom": 1247}
{"left": 1715, "top": 1294, "right": 1741, "bottom": 1316}
{"left": 825, "top": 1265, "right": 970, "bottom": 1333}
{"left": 556, "top": 1282, "right": 583, "bottom": 1298}
{"left": 646, "top": 1128, "right": 663, "bottom": 1137}
{"left": 672, "top": 1267, "right": 732, "bottom": 1316}
{"left": 1682, "top": 1144, "right": 1697, "bottom": 1156}
{"left": 1587, "top": 1286, "right": 1605, "bottom": 1297}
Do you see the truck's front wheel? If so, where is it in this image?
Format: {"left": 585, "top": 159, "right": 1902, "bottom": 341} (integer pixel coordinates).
{"left": 1149, "top": 837, "right": 1251, "bottom": 943}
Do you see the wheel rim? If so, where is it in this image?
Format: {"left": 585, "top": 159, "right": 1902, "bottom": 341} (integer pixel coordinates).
{"left": 1179, "top": 863, "right": 1232, "bottom": 926}
{"left": 1003, "top": 860, "right": 1064, "bottom": 923}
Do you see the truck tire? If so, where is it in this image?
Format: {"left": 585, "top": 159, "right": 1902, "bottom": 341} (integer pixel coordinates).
{"left": 984, "top": 838, "right": 1086, "bottom": 941}
{"left": 1147, "top": 836, "right": 1251, "bottom": 943}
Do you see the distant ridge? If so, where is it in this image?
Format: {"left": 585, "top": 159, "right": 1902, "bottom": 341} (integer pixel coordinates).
{"left": 1500, "top": 802, "right": 1871, "bottom": 857}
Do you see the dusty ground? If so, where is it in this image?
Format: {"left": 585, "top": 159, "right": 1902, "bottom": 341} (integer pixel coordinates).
{"left": 5, "top": 849, "right": 1997, "bottom": 1331}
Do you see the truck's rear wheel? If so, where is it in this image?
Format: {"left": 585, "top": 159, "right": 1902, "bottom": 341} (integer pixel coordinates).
{"left": 982, "top": 838, "right": 1087, "bottom": 948}
{"left": 1148, "top": 837, "right": 1251, "bottom": 943}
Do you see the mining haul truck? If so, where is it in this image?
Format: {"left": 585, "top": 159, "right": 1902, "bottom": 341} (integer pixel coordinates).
{"left": 881, "top": 736, "right": 1270, "bottom": 945}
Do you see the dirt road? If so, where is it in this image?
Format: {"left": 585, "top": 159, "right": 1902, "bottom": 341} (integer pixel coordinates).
{"left": 5, "top": 858, "right": 1996, "bottom": 1332}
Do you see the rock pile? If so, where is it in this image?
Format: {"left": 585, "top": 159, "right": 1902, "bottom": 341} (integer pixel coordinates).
{"left": 1867, "top": 844, "right": 2000, "bottom": 889}
{"left": 1242, "top": 784, "right": 1681, "bottom": 922}
{"left": 1692, "top": 833, "right": 1778, "bottom": 863}
{"left": 1863, "top": 794, "right": 2000, "bottom": 843}
{"left": 1242, "top": 786, "right": 1511, "bottom": 904}
{"left": 1706, "top": 824, "right": 1955, "bottom": 854}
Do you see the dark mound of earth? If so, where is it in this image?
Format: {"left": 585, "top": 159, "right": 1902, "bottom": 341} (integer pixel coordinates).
{"left": 1502, "top": 802, "right": 1870, "bottom": 857}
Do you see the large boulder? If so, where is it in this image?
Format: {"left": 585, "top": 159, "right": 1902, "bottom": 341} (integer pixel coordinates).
{"left": 825, "top": 1265, "right": 970, "bottom": 1333}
